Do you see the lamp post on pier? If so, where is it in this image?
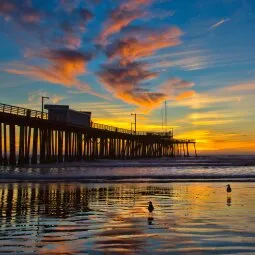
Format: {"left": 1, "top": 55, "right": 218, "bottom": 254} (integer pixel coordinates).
{"left": 131, "top": 113, "right": 137, "bottom": 134}
{"left": 41, "top": 96, "right": 50, "bottom": 119}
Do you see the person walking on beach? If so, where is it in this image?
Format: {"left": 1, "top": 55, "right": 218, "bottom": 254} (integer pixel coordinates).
{"left": 148, "top": 201, "right": 154, "bottom": 214}
{"left": 148, "top": 201, "right": 154, "bottom": 225}
{"left": 226, "top": 184, "right": 232, "bottom": 193}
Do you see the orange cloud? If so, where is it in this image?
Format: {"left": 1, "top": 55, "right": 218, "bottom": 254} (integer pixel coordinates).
{"left": 106, "top": 27, "right": 182, "bottom": 62}
{"left": 176, "top": 91, "right": 196, "bottom": 100}
{"left": 191, "top": 119, "right": 237, "bottom": 126}
{"left": 159, "top": 78, "right": 195, "bottom": 101}
{"left": 99, "top": 61, "right": 166, "bottom": 108}
{"left": 101, "top": 11, "right": 143, "bottom": 42}
{"left": 7, "top": 49, "right": 91, "bottom": 86}
{"left": 99, "top": 0, "right": 152, "bottom": 42}
{"left": 99, "top": 62, "right": 194, "bottom": 109}
{"left": 188, "top": 111, "right": 248, "bottom": 121}
{"left": 6, "top": 49, "right": 107, "bottom": 99}
{"left": 117, "top": 90, "right": 167, "bottom": 109}
{"left": 159, "top": 78, "right": 195, "bottom": 91}
{"left": 122, "top": 0, "right": 152, "bottom": 10}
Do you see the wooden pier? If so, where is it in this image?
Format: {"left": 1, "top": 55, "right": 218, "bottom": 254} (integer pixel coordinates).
{"left": 0, "top": 103, "right": 197, "bottom": 166}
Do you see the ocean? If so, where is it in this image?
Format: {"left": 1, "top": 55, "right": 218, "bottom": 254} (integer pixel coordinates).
{"left": 1, "top": 156, "right": 255, "bottom": 182}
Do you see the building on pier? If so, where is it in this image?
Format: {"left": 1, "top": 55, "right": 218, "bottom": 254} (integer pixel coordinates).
{"left": 45, "top": 104, "right": 91, "bottom": 128}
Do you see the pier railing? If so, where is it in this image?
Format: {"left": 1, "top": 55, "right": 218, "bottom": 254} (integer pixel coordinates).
{"left": 0, "top": 103, "right": 48, "bottom": 119}
{"left": 91, "top": 122, "right": 175, "bottom": 138}
{"left": 0, "top": 102, "right": 189, "bottom": 140}
{"left": 91, "top": 122, "right": 145, "bottom": 135}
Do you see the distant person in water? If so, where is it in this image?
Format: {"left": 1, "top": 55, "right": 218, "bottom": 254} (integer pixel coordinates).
{"left": 148, "top": 201, "right": 154, "bottom": 214}
{"left": 226, "top": 184, "right": 232, "bottom": 193}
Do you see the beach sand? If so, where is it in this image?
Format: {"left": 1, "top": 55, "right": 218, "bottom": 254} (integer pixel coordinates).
{"left": 0, "top": 182, "right": 255, "bottom": 254}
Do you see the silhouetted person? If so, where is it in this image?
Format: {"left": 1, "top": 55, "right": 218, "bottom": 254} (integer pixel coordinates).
{"left": 148, "top": 201, "right": 154, "bottom": 214}
{"left": 226, "top": 184, "right": 232, "bottom": 193}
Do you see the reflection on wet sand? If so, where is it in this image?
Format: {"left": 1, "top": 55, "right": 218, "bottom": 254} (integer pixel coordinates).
{"left": 227, "top": 196, "right": 232, "bottom": 206}
{"left": 0, "top": 183, "right": 255, "bottom": 254}
{"left": 148, "top": 217, "right": 154, "bottom": 225}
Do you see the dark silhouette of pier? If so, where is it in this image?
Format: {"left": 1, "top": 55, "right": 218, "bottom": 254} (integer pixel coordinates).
{"left": 0, "top": 102, "right": 197, "bottom": 165}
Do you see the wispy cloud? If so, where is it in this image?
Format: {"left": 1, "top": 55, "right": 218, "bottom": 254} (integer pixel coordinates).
{"left": 146, "top": 48, "right": 209, "bottom": 71}
{"left": 223, "top": 82, "right": 255, "bottom": 92}
{"left": 186, "top": 110, "right": 248, "bottom": 126}
{"left": 149, "top": 56, "right": 208, "bottom": 71}
{"left": 188, "top": 111, "right": 247, "bottom": 120}
{"left": 28, "top": 90, "right": 67, "bottom": 104}
{"left": 158, "top": 78, "right": 195, "bottom": 101}
{"left": 106, "top": 27, "right": 182, "bottom": 62}
{"left": 5, "top": 49, "right": 108, "bottom": 99}
{"left": 144, "top": 49, "right": 209, "bottom": 61}
{"left": 170, "top": 80, "right": 255, "bottom": 111}
{"left": 6, "top": 49, "right": 92, "bottom": 87}
{"left": 16, "top": 90, "right": 67, "bottom": 110}
{"left": 210, "top": 18, "right": 230, "bottom": 30}
{"left": 98, "top": 0, "right": 153, "bottom": 43}
{"left": 176, "top": 91, "right": 196, "bottom": 100}
{"left": 172, "top": 91, "right": 242, "bottom": 109}
{"left": 147, "top": 49, "right": 255, "bottom": 71}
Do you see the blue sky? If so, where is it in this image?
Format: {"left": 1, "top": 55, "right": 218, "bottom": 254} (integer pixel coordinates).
{"left": 0, "top": 0, "right": 255, "bottom": 153}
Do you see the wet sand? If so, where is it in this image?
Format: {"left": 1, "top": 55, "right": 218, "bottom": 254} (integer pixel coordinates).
{"left": 0, "top": 182, "right": 255, "bottom": 254}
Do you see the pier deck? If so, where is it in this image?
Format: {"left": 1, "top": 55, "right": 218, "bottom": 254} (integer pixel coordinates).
{"left": 0, "top": 103, "right": 196, "bottom": 165}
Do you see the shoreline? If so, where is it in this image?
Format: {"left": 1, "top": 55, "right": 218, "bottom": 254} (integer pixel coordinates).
{"left": 1, "top": 155, "right": 255, "bottom": 169}
{"left": 1, "top": 174, "right": 255, "bottom": 183}
{"left": 1, "top": 179, "right": 255, "bottom": 184}
{"left": 1, "top": 156, "right": 255, "bottom": 182}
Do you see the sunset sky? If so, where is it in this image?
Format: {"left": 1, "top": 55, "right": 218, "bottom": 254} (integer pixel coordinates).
{"left": 0, "top": 0, "right": 254, "bottom": 154}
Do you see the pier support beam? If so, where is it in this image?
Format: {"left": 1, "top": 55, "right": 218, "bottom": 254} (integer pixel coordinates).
{"left": 9, "top": 124, "right": 16, "bottom": 165}
{"left": 0, "top": 123, "right": 2, "bottom": 164}
{"left": 31, "top": 127, "right": 38, "bottom": 164}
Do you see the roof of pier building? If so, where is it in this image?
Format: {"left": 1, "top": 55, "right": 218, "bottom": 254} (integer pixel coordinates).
{"left": 44, "top": 104, "right": 91, "bottom": 128}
